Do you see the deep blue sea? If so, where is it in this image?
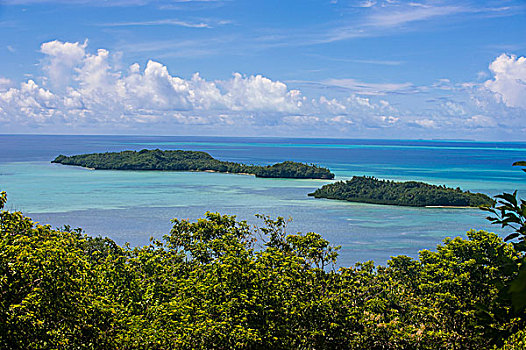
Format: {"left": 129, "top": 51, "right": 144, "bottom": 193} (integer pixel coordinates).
{"left": 1, "top": 134, "right": 525, "bottom": 267}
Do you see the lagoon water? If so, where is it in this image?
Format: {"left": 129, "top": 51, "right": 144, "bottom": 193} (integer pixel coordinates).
{"left": 1, "top": 134, "right": 525, "bottom": 267}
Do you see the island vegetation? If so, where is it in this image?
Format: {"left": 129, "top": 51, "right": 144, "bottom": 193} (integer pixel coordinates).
{"left": 52, "top": 149, "right": 335, "bottom": 179}
{"left": 309, "top": 176, "right": 494, "bottom": 207}
{"left": 1, "top": 188, "right": 526, "bottom": 349}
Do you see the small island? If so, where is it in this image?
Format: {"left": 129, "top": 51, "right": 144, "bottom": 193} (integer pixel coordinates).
{"left": 52, "top": 149, "right": 335, "bottom": 179}
{"left": 308, "top": 176, "right": 494, "bottom": 207}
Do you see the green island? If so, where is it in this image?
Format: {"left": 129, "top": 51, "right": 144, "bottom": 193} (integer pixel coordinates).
{"left": 52, "top": 149, "right": 335, "bottom": 179}
{"left": 309, "top": 176, "right": 494, "bottom": 207}
{"left": 1, "top": 187, "right": 526, "bottom": 349}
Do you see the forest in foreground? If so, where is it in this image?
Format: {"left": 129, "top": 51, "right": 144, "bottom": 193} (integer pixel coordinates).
{"left": 1, "top": 175, "right": 526, "bottom": 349}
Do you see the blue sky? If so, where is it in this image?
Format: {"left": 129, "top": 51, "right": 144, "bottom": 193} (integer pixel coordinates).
{"left": 0, "top": 0, "right": 525, "bottom": 140}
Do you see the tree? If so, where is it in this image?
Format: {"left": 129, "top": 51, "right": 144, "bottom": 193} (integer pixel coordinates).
{"left": 482, "top": 161, "right": 526, "bottom": 311}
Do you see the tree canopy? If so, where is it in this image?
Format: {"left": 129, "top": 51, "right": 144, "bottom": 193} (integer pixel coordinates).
{"left": 309, "top": 176, "right": 494, "bottom": 207}
{"left": 52, "top": 150, "right": 335, "bottom": 179}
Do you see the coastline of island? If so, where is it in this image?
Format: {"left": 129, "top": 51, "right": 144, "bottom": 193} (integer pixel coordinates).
{"left": 51, "top": 149, "right": 335, "bottom": 180}
{"left": 308, "top": 176, "right": 494, "bottom": 208}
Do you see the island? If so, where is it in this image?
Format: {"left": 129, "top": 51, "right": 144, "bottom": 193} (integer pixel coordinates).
{"left": 51, "top": 149, "right": 335, "bottom": 179}
{"left": 308, "top": 176, "right": 494, "bottom": 207}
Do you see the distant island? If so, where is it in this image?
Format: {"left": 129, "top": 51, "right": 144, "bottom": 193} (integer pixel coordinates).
{"left": 308, "top": 176, "right": 494, "bottom": 207}
{"left": 52, "top": 149, "right": 335, "bottom": 179}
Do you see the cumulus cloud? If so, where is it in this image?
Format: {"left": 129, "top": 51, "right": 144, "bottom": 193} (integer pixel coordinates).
{"left": 1, "top": 36, "right": 408, "bottom": 134}
{"left": 0, "top": 40, "right": 306, "bottom": 128}
{"left": 484, "top": 53, "right": 526, "bottom": 109}
{"left": 315, "top": 96, "right": 346, "bottom": 113}
{"left": 222, "top": 73, "right": 303, "bottom": 112}
{"left": 0, "top": 80, "right": 57, "bottom": 123}
{"left": 1, "top": 40, "right": 524, "bottom": 139}
{"left": 41, "top": 40, "right": 87, "bottom": 89}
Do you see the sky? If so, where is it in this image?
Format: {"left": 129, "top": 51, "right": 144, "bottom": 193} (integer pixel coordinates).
{"left": 0, "top": 0, "right": 525, "bottom": 140}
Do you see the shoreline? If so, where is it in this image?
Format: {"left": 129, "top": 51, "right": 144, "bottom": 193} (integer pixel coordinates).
{"left": 62, "top": 164, "right": 331, "bottom": 179}
{"left": 52, "top": 150, "right": 335, "bottom": 180}
{"left": 425, "top": 205, "right": 473, "bottom": 209}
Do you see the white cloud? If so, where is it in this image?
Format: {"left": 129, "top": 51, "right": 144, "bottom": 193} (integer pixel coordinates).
{"left": 379, "top": 115, "right": 399, "bottom": 124}
{"left": 431, "top": 78, "right": 455, "bottom": 91}
{"left": 329, "top": 115, "right": 353, "bottom": 125}
{"left": 484, "top": 53, "right": 526, "bottom": 109}
{"left": 316, "top": 96, "right": 346, "bottom": 113}
{"left": 0, "top": 80, "right": 58, "bottom": 123}
{"left": 0, "top": 78, "right": 13, "bottom": 91}
{"left": 222, "top": 73, "right": 303, "bottom": 112}
{"left": 0, "top": 40, "right": 304, "bottom": 127}
{"left": 77, "top": 49, "right": 118, "bottom": 93}
{"left": 476, "top": 71, "right": 488, "bottom": 80}
{"left": 348, "top": 95, "right": 374, "bottom": 108}
{"left": 1, "top": 41, "right": 525, "bottom": 140}
{"left": 465, "top": 114, "right": 497, "bottom": 128}
{"left": 324, "top": 78, "right": 415, "bottom": 95}
{"left": 100, "top": 19, "right": 212, "bottom": 28}
{"left": 41, "top": 40, "right": 87, "bottom": 89}
{"left": 319, "top": 1, "right": 518, "bottom": 45}
{"left": 367, "top": 5, "right": 465, "bottom": 27}
{"left": 413, "top": 118, "right": 436, "bottom": 128}
{"left": 121, "top": 60, "right": 194, "bottom": 111}
{"left": 442, "top": 101, "right": 466, "bottom": 116}
{"left": 282, "top": 115, "right": 320, "bottom": 125}
{"left": 357, "top": 0, "right": 376, "bottom": 8}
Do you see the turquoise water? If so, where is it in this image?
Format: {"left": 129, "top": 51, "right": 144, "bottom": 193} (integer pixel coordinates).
{"left": 1, "top": 135, "right": 525, "bottom": 267}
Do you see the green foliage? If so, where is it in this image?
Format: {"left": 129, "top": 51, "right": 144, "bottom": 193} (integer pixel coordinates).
{"left": 309, "top": 176, "right": 494, "bottom": 207}
{"left": 0, "top": 208, "right": 118, "bottom": 348}
{"left": 0, "top": 191, "right": 6, "bottom": 210}
{"left": 251, "top": 161, "right": 334, "bottom": 179}
{"left": 483, "top": 191, "right": 526, "bottom": 244}
{"left": 52, "top": 149, "right": 335, "bottom": 179}
{"left": 482, "top": 161, "right": 526, "bottom": 311}
{"left": 498, "top": 328, "right": 526, "bottom": 349}
{"left": 1, "top": 189, "right": 523, "bottom": 349}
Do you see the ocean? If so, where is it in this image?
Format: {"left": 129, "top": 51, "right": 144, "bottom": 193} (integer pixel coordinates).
{"left": 1, "top": 134, "right": 525, "bottom": 267}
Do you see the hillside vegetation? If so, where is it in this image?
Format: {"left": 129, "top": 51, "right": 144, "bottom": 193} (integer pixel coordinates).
{"left": 1, "top": 189, "right": 525, "bottom": 349}
{"left": 309, "top": 176, "right": 494, "bottom": 207}
{"left": 52, "top": 149, "right": 335, "bottom": 179}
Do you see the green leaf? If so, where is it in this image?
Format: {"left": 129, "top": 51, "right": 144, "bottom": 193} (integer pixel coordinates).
{"left": 504, "top": 233, "right": 520, "bottom": 241}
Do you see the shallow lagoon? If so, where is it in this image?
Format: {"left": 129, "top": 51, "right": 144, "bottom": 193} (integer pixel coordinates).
{"left": 1, "top": 135, "right": 525, "bottom": 267}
